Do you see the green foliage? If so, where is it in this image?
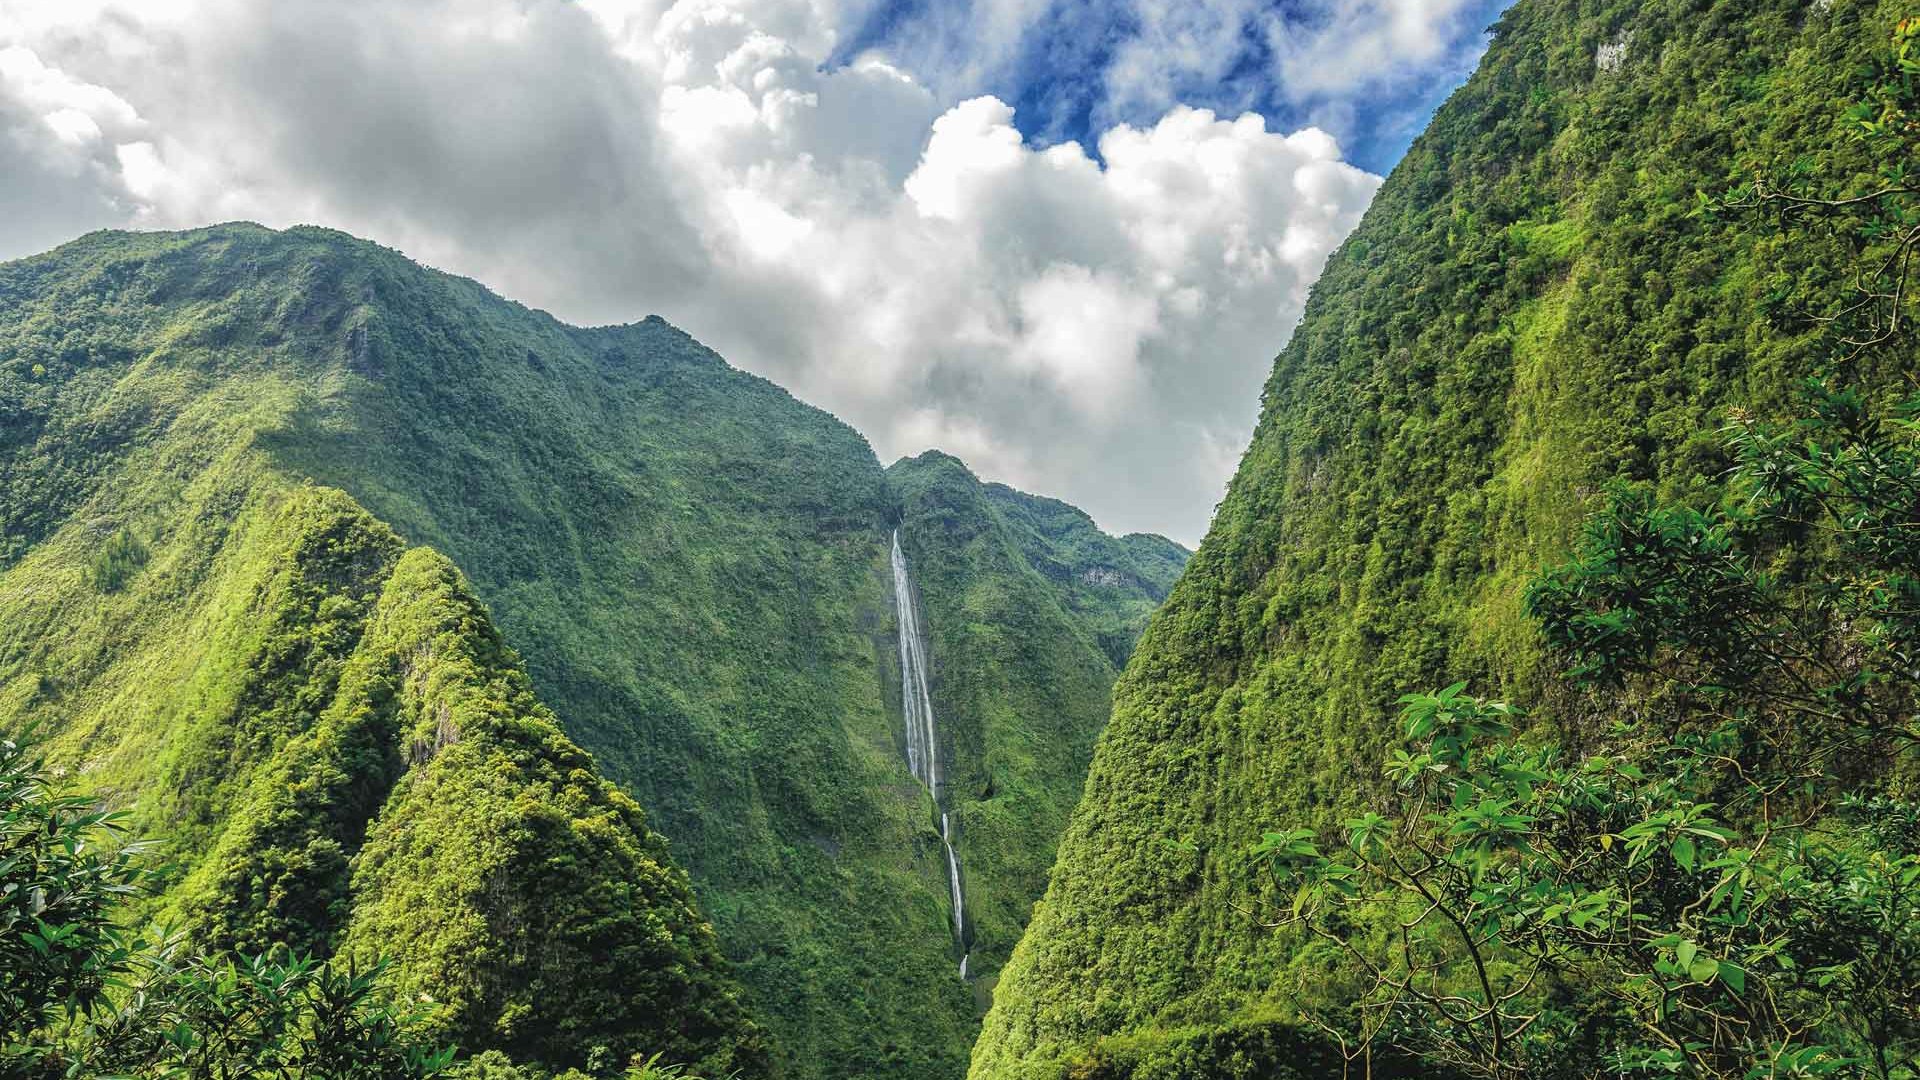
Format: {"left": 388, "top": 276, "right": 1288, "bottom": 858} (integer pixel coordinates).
{"left": 1529, "top": 382, "right": 1920, "bottom": 756}
{"left": 341, "top": 550, "right": 766, "bottom": 1076}
{"left": 975, "top": 2, "right": 1920, "bottom": 1077}
{"left": 0, "top": 728, "right": 156, "bottom": 1050}
{"left": 1256, "top": 165, "right": 1920, "bottom": 1075}
{"left": 449, "top": 1050, "right": 717, "bottom": 1080}
{"left": 969, "top": 473, "right": 1187, "bottom": 669}
{"left": 0, "top": 220, "right": 915, "bottom": 1073}
{"left": 0, "top": 472, "right": 767, "bottom": 1075}
{"left": 0, "top": 220, "right": 1158, "bottom": 1077}
{"left": 1702, "top": 16, "right": 1919, "bottom": 363}
{"left": 163, "top": 490, "right": 410, "bottom": 958}
{"left": 89, "top": 526, "right": 149, "bottom": 593}
{"left": 81, "top": 948, "right": 456, "bottom": 1079}
{"left": 1051, "top": 1014, "right": 1432, "bottom": 1080}
{"left": 0, "top": 729, "right": 453, "bottom": 1079}
{"left": 1261, "top": 685, "right": 1920, "bottom": 1079}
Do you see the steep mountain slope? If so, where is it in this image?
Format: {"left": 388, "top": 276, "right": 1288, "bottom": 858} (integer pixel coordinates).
{"left": 0, "top": 467, "right": 762, "bottom": 1072}
{"left": 886, "top": 453, "right": 1184, "bottom": 993}
{"left": 0, "top": 224, "right": 1184, "bottom": 1078}
{"left": 971, "top": 1, "right": 1915, "bottom": 1076}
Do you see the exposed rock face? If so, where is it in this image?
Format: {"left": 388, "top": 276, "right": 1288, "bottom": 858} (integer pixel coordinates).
{"left": 345, "top": 322, "right": 379, "bottom": 378}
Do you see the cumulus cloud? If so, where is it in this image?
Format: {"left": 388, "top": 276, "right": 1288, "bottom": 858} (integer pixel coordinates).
{"left": 0, "top": 0, "right": 1386, "bottom": 545}
{"left": 0, "top": 38, "right": 147, "bottom": 256}
{"left": 1101, "top": 0, "right": 1495, "bottom": 119}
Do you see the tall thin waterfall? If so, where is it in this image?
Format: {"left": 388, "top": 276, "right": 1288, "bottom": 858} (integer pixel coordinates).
{"left": 891, "top": 529, "right": 971, "bottom": 977}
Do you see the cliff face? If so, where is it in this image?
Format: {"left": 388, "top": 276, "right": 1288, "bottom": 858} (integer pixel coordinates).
{"left": 970, "top": 1, "right": 1915, "bottom": 1076}
{"left": 0, "top": 222, "right": 964, "bottom": 1076}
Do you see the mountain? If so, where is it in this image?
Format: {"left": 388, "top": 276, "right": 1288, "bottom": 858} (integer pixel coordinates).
{"left": 0, "top": 468, "right": 762, "bottom": 1072}
{"left": 970, "top": 0, "right": 1914, "bottom": 1077}
{"left": 0, "top": 224, "right": 1185, "bottom": 1077}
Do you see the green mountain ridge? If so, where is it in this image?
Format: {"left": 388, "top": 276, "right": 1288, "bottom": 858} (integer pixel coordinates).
{"left": 971, "top": 0, "right": 1915, "bottom": 1077}
{"left": 0, "top": 223, "right": 1186, "bottom": 1077}
{"left": 1, "top": 468, "right": 763, "bottom": 1073}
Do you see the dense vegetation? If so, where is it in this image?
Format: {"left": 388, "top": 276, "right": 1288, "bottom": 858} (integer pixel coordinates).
{"left": 1261, "top": 373, "right": 1920, "bottom": 1078}
{"left": 0, "top": 725, "right": 762, "bottom": 1079}
{"left": 0, "top": 478, "right": 764, "bottom": 1076}
{"left": 0, "top": 224, "right": 1180, "bottom": 1076}
{"left": 1320, "top": 66, "right": 1920, "bottom": 1062}
{"left": 973, "top": 1, "right": 1920, "bottom": 1077}
{"left": 971, "top": 475, "right": 1188, "bottom": 671}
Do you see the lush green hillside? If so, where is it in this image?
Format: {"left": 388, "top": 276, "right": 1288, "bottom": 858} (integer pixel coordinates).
{"left": 0, "top": 224, "right": 1184, "bottom": 1077}
{"left": 976, "top": 480, "right": 1188, "bottom": 671}
{"left": 0, "top": 465, "right": 762, "bottom": 1073}
{"left": 971, "top": 1, "right": 1917, "bottom": 1077}
{"left": 886, "top": 453, "right": 1185, "bottom": 995}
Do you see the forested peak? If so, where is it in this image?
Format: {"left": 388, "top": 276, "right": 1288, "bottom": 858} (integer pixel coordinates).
{"left": 890, "top": 448, "right": 976, "bottom": 479}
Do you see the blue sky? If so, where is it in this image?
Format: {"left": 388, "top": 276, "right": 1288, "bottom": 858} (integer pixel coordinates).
{"left": 833, "top": 0, "right": 1514, "bottom": 173}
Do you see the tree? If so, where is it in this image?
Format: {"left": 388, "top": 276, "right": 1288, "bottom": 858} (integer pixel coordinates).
{"left": 0, "top": 728, "right": 454, "bottom": 1078}
{"left": 1707, "top": 17, "right": 1918, "bottom": 364}
{"left": 1257, "top": 681, "right": 1920, "bottom": 1080}
{"left": 0, "top": 726, "right": 156, "bottom": 1059}
{"left": 1252, "top": 380, "right": 1920, "bottom": 1079}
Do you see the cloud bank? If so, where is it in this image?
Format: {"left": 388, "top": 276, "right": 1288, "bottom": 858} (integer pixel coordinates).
{"left": 0, "top": 0, "right": 1399, "bottom": 545}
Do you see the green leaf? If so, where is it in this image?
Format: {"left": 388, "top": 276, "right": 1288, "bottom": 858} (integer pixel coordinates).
{"left": 1717, "top": 960, "right": 1745, "bottom": 994}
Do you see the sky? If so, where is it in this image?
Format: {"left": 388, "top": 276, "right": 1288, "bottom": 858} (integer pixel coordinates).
{"left": 0, "top": 0, "right": 1509, "bottom": 547}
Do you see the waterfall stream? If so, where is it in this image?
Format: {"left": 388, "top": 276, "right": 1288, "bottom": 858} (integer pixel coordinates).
{"left": 891, "top": 529, "right": 971, "bottom": 978}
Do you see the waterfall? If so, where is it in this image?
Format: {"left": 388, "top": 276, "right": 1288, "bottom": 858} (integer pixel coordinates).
{"left": 891, "top": 529, "right": 972, "bottom": 978}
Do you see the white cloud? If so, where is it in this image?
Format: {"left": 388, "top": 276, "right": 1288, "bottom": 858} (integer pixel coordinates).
{"left": 1262, "top": 0, "right": 1491, "bottom": 99}
{"left": 0, "top": 0, "right": 1385, "bottom": 546}
{"left": 837, "top": 0, "right": 1501, "bottom": 161}
{"left": 0, "top": 41, "right": 149, "bottom": 254}
{"left": 0, "top": 45, "right": 139, "bottom": 134}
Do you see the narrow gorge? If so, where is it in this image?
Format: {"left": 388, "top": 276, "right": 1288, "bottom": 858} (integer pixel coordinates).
{"left": 7, "top": 2, "right": 1919, "bottom": 1078}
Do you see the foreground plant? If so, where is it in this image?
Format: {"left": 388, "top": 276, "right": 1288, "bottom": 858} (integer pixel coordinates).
{"left": 0, "top": 729, "right": 454, "bottom": 1078}
{"left": 1258, "top": 683, "right": 1920, "bottom": 1079}
{"left": 1255, "top": 378, "right": 1920, "bottom": 1079}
